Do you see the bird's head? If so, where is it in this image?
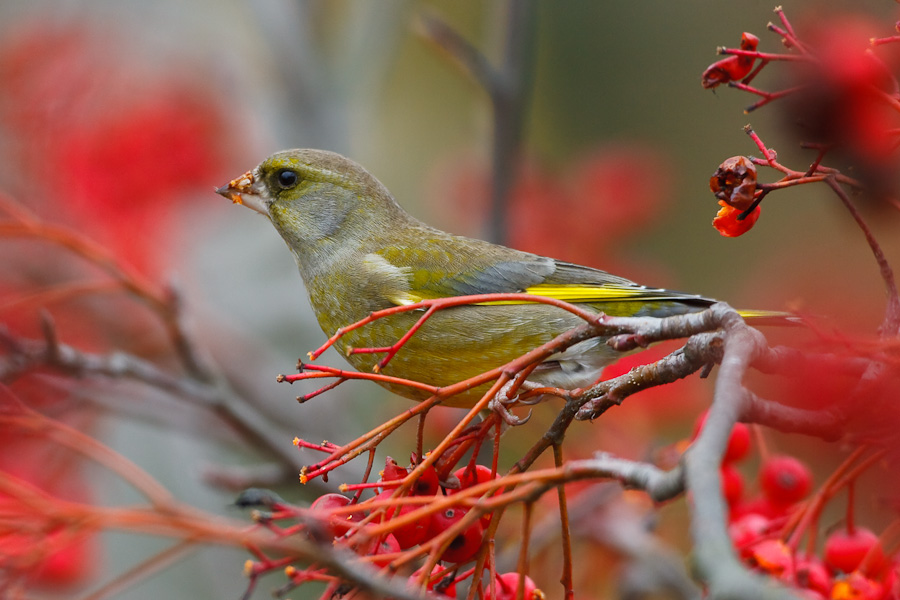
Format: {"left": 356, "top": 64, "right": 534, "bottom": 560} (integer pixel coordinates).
{"left": 217, "top": 149, "right": 408, "bottom": 262}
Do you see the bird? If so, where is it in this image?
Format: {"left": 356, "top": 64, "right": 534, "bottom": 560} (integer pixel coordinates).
{"left": 217, "top": 149, "right": 786, "bottom": 409}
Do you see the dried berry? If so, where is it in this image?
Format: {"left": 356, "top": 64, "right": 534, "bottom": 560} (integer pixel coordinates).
{"left": 710, "top": 156, "right": 758, "bottom": 211}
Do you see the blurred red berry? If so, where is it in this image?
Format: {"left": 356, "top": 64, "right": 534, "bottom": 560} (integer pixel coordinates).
{"left": 430, "top": 145, "right": 670, "bottom": 269}
{"left": 724, "top": 423, "right": 752, "bottom": 464}
{"left": 0, "top": 439, "right": 98, "bottom": 589}
{"left": 32, "top": 530, "right": 96, "bottom": 588}
{"left": 0, "top": 522, "right": 98, "bottom": 589}
{"left": 56, "top": 92, "right": 226, "bottom": 273}
{"left": 747, "top": 539, "right": 795, "bottom": 580}
{"left": 429, "top": 507, "right": 484, "bottom": 564}
{"left": 760, "top": 456, "right": 813, "bottom": 506}
{"left": 795, "top": 554, "right": 832, "bottom": 596}
{"left": 731, "top": 495, "right": 794, "bottom": 520}
{"left": 506, "top": 165, "right": 571, "bottom": 258}
{"left": 712, "top": 200, "right": 761, "bottom": 237}
{"left": 367, "top": 533, "right": 401, "bottom": 568}
{"left": 824, "top": 527, "right": 885, "bottom": 575}
{"left": 0, "top": 23, "right": 231, "bottom": 276}
{"left": 831, "top": 571, "right": 884, "bottom": 600}
{"left": 692, "top": 412, "right": 752, "bottom": 463}
{"left": 721, "top": 464, "right": 745, "bottom": 506}
{"left": 729, "top": 513, "right": 772, "bottom": 558}
{"left": 730, "top": 496, "right": 791, "bottom": 522}
{"left": 413, "top": 565, "right": 458, "bottom": 597}
{"left": 565, "top": 146, "right": 669, "bottom": 242}
{"left": 779, "top": 18, "right": 900, "bottom": 192}
{"left": 492, "top": 572, "right": 544, "bottom": 600}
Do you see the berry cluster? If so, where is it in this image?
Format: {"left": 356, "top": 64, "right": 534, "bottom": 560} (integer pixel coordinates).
{"left": 703, "top": 9, "right": 900, "bottom": 237}
{"left": 242, "top": 455, "right": 544, "bottom": 599}
{"left": 692, "top": 413, "right": 896, "bottom": 599}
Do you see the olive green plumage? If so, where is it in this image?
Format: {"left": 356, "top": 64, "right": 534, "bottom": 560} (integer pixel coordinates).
{"left": 218, "top": 149, "right": 766, "bottom": 407}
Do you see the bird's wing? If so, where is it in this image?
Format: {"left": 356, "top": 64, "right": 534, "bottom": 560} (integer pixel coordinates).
{"left": 373, "top": 237, "right": 709, "bottom": 309}
{"left": 372, "top": 237, "right": 794, "bottom": 322}
{"left": 373, "top": 236, "right": 555, "bottom": 302}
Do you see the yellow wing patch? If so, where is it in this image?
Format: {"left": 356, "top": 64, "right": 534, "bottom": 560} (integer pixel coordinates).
{"left": 472, "top": 283, "right": 690, "bottom": 305}
{"left": 523, "top": 283, "right": 673, "bottom": 302}
{"left": 385, "top": 281, "right": 796, "bottom": 324}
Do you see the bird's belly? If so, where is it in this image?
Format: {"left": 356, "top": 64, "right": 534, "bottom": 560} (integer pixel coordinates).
{"left": 332, "top": 304, "right": 616, "bottom": 407}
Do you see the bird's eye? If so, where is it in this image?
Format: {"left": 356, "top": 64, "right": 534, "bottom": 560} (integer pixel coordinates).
{"left": 276, "top": 169, "right": 299, "bottom": 189}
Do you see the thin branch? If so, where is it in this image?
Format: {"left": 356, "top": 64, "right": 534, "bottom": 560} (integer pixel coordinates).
{"left": 0, "top": 325, "right": 304, "bottom": 471}
{"left": 826, "top": 177, "right": 900, "bottom": 335}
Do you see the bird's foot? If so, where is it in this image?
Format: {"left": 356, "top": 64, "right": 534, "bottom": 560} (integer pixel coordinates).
{"left": 489, "top": 380, "right": 541, "bottom": 426}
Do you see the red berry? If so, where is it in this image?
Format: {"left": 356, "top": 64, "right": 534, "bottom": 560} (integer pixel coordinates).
{"left": 453, "top": 464, "right": 496, "bottom": 490}
{"left": 429, "top": 507, "right": 484, "bottom": 564}
{"left": 368, "top": 533, "right": 401, "bottom": 568}
{"left": 451, "top": 464, "right": 498, "bottom": 528}
{"left": 309, "top": 493, "right": 363, "bottom": 537}
{"left": 881, "top": 564, "right": 898, "bottom": 594}
{"left": 412, "top": 463, "right": 440, "bottom": 496}
{"left": 795, "top": 554, "right": 831, "bottom": 596}
{"left": 730, "top": 496, "right": 788, "bottom": 521}
{"left": 728, "top": 513, "right": 771, "bottom": 557}
{"left": 692, "top": 412, "right": 752, "bottom": 463}
{"left": 413, "top": 565, "right": 457, "bottom": 597}
{"left": 760, "top": 456, "right": 813, "bottom": 506}
{"left": 746, "top": 539, "right": 794, "bottom": 581}
{"left": 721, "top": 464, "right": 745, "bottom": 506}
{"left": 491, "top": 572, "right": 542, "bottom": 599}
{"left": 712, "top": 201, "right": 761, "bottom": 237}
{"left": 7, "top": 528, "right": 97, "bottom": 589}
{"left": 724, "top": 423, "right": 752, "bottom": 463}
{"left": 824, "top": 527, "right": 884, "bottom": 575}
{"left": 390, "top": 503, "right": 432, "bottom": 549}
{"left": 831, "top": 571, "right": 884, "bottom": 600}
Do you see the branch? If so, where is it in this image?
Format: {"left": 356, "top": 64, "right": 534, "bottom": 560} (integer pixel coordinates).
{"left": 826, "top": 177, "right": 900, "bottom": 335}
{"left": 682, "top": 310, "right": 802, "bottom": 600}
{"left": 0, "top": 321, "right": 304, "bottom": 471}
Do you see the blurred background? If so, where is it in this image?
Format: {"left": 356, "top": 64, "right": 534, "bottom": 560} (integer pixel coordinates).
{"left": 1, "top": 0, "right": 899, "bottom": 598}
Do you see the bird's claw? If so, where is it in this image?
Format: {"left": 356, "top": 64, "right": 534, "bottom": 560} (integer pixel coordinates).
{"left": 489, "top": 380, "right": 538, "bottom": 426}
{"left": 489, "top": 399, "right": 533, "bottom": 426}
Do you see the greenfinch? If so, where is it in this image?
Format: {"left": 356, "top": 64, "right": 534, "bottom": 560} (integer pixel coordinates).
{"left": 217, "top": 149, "right": 779, "bottom": 407}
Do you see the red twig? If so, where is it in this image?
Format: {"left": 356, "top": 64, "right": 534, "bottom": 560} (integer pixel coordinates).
{"left": 718, "top": 48, "right": 808, "bottom": 62}
{"left": 732, "top": 84, "right": 803, "bottom": 112}
{"left": 308, "top": 292, "right": 598, "bottom": 362}
{"left": 282, "top": 364, "right": 440, "bottom": 396}
{"left": 773, "top": 7, "right": 804, "bottom": 52}
{"left": 826, "top": 177, "right": 900, "bottom": 334}
{"left": 871, "top": 35, "right": 900, "bottom": 47}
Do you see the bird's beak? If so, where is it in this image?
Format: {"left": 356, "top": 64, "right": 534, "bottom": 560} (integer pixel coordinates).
{"left": 215, "top": 170, "right": 268, "bottom": 216}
